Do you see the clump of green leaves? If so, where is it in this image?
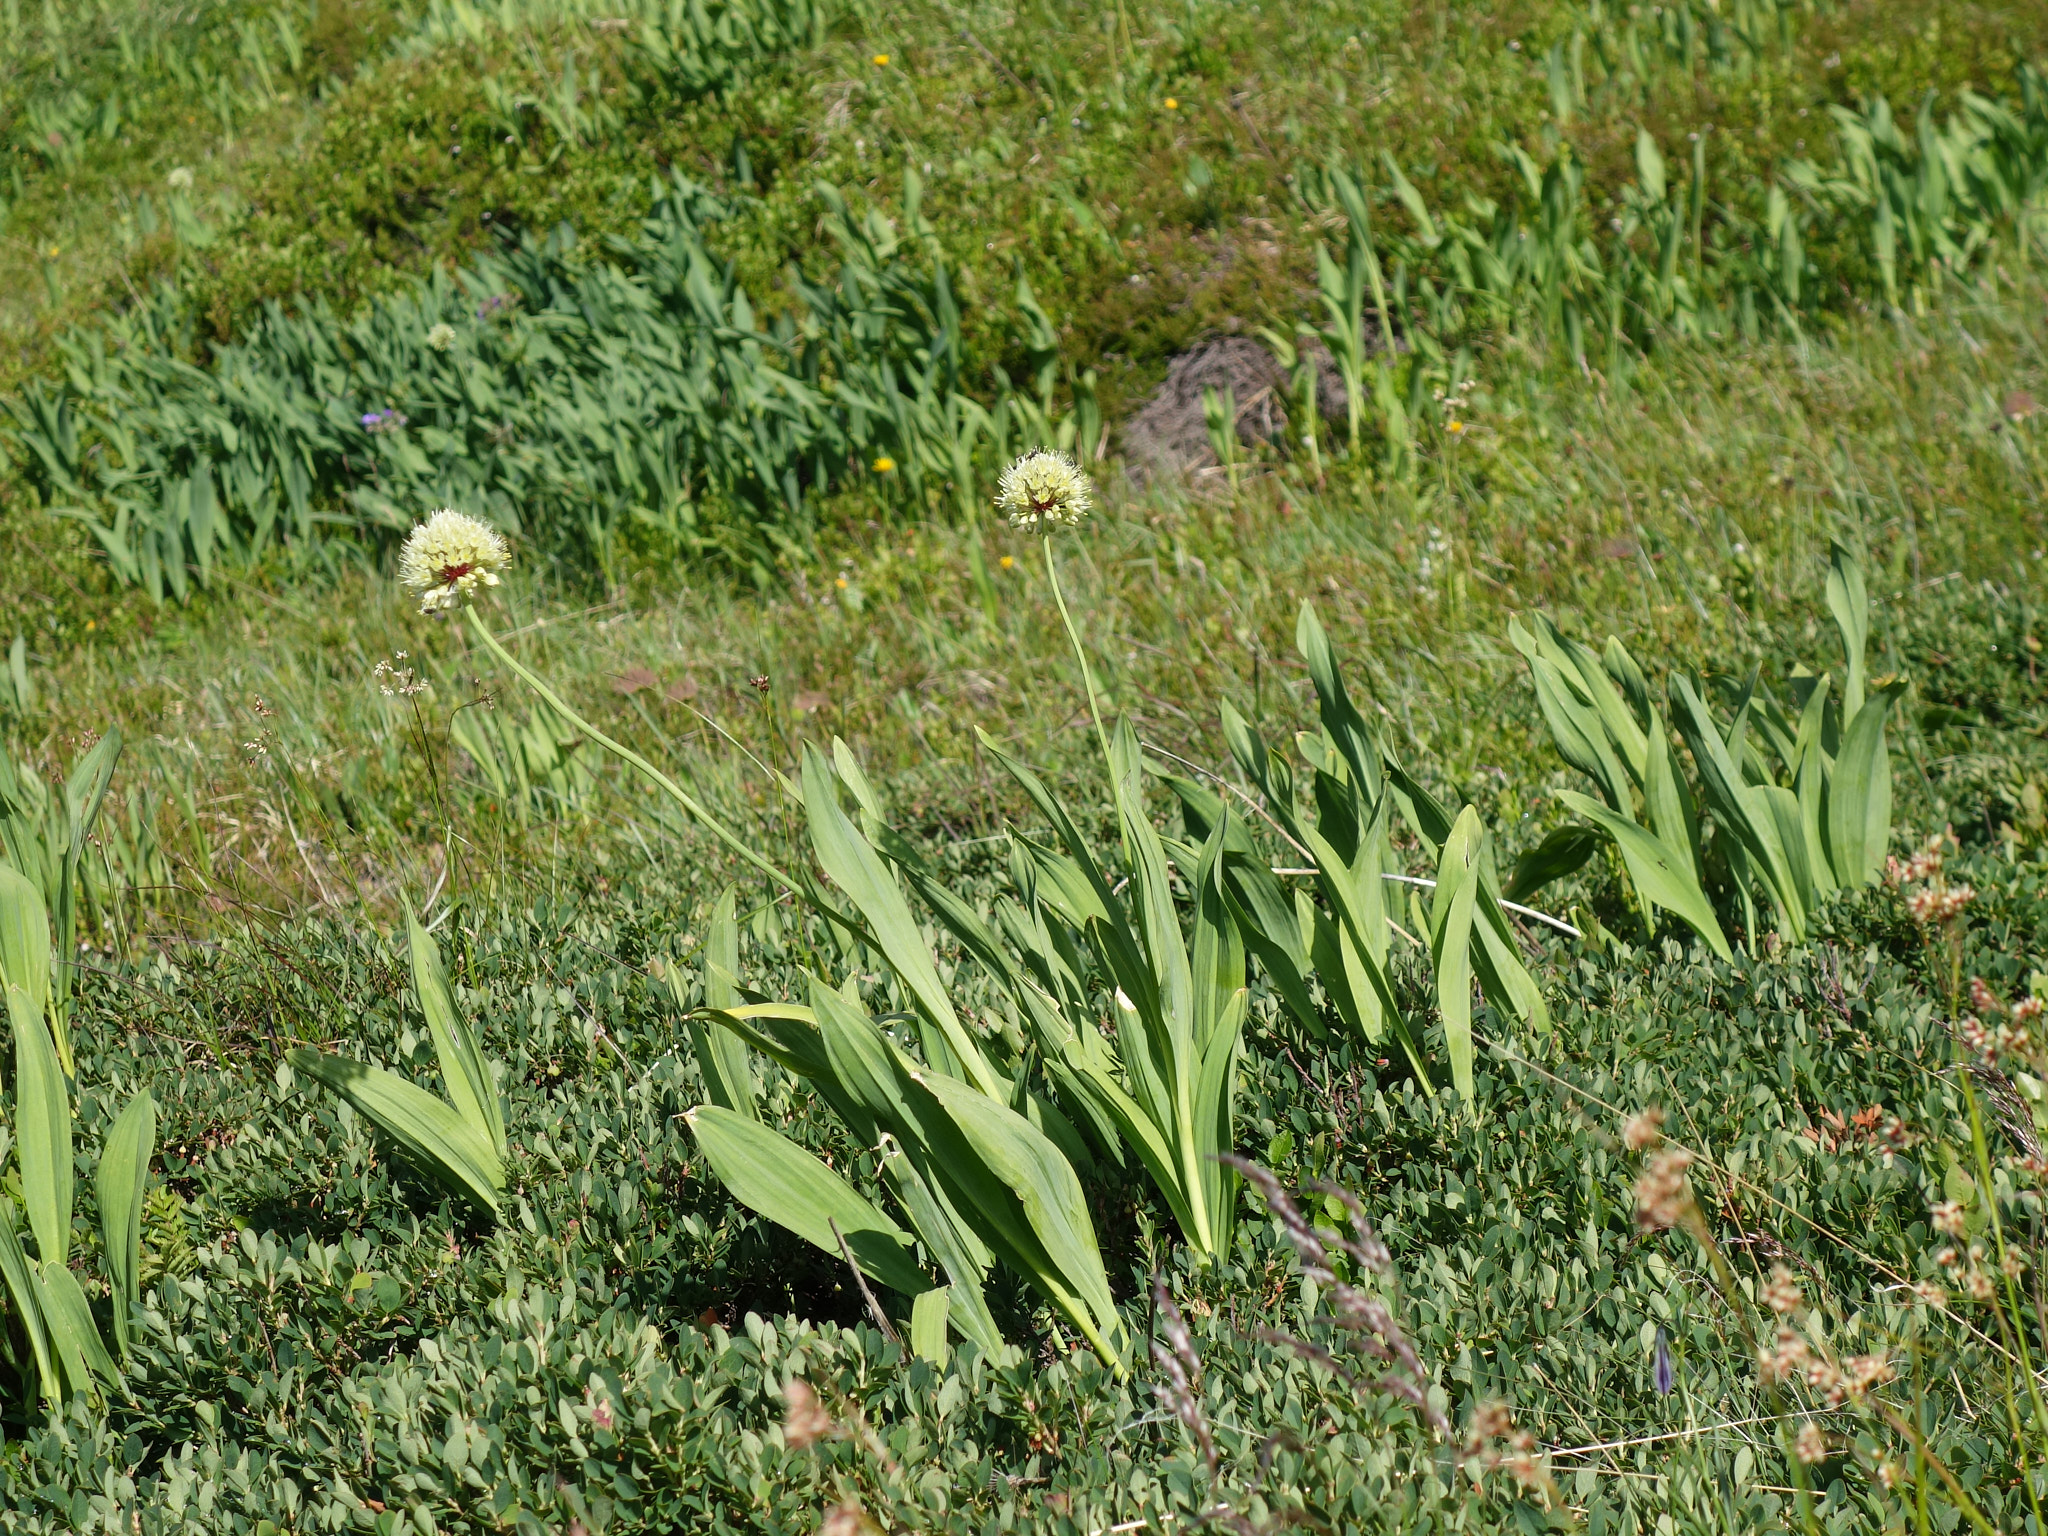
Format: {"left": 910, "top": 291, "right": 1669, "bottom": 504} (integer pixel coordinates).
{"left": 288, "top": 908, "right": 507, "bottom": 1213}
{"left": 0, "top": 865, "right": 156, "bottom": 1413}
{"left": 1511, "top": 541, "right": 1898, "bottom": 953}
{"left": 0, "top": 727, "right": 120, "bottom": 1071}
{"left": 1167, "top": 602, "right": 1550, "bottom": 1103}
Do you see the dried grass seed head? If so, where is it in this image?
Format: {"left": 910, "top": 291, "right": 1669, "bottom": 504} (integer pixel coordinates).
{"left": 1622, "top": 1106, "right": 1666, "bottom": 1152}
{"left": 1633, "top": 1146, "right": 1696, "bottom": 1231}
{"left": 1761, "top": 1264, "right": 1803, "bottom": 1315}
{"left": 781, "top": 1378, "right": 834, "bottom": 1449}
{"left": 1150, "top": 1275, "right": 1216, "bottom": 1471}
{"left": 1794, "top": 1421, "right": 1830, "bottom": 1465}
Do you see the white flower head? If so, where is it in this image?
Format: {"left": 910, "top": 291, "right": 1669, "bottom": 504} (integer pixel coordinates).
{"left": 996, "top": 449, "right": 1092, "bottom": 532}
{"left": 399, "top": 509, "right": 510, "bottom": 615}
{"left": 165, "top": 166, "right": 194, "bottom": 191}
{"left": 425, "top": 322, "right": 457, "bottom": 353}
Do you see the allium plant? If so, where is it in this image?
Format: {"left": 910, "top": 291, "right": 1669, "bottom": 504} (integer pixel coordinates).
{"left": 406, "top": 505, "right": 1133, "bottom": 1364}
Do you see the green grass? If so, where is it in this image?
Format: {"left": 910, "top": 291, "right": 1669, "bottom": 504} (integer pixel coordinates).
{"left": 12, "top": 266, "right": 2043, "bottom": 905}
{"left": 3, "top": 0, "right": 2048, "bottom": 1529}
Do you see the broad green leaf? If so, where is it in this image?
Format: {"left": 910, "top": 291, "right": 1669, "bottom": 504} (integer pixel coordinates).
{"left": 978, "top": 732, "right": 1127, "bottom": 927}
{"left": 53, "top": 727, "right": 121, "bottom": 1061}
{"left": 1218, "top": 700, "right": 1277, "bottom": 807}
{"left": 811, "top": 977, "right": 932, "bottom": 1147}
{"left": 1300, "top": 824, "right": 1405, "bottom": 1029}
{"left": 10, "top": 983, "right": 71, "bottom": 1266}
{"left": 799, "top": 745, "right": 1000, "bottom": 1098}
{"left": 1222, "top": 845, "right": 1310, "bottom": 972}
{"left": 1512, "top": 617, "right": 1644, "bottom": 795}
{"left": 1106, "top": 719, "right": 1196, "bottom": 1063}
{"left": 698, "top": 1001, "right": 838, "bottom": 1086}
{"left": 1826, "top": 541, "right": 1870, "bottom": 721}
{"left": 872, "top": 1138, "right": 1006, "bottom": 1357}
{"left": 1295, "top": 601, "right": 1383, "bottom": 802}
{"left": 1641, "top": 704, "right": 1702, "bottom": 876}
{"left": 684, "top": 1103, "right": 931, "bottom": 1298}
{"left": 1506, "top": 824, "right": 1600, "bottom": 902}
{"left": 1671, "top": 674, "right": 1804, "bottom": 938}
{"left": 831, "top": 736, "right": 886, "bottom": 818}
{"left": 1546, "top": 621, "right": 1647, "bottom": 782}
{"left": 1560, "top": 792, "right": 1733, "bottom": 960}
{"left": 407, "top": 909, "right": 504, "bottom": 1156}
{"left": 1756, "top": 782, "right": 1815, "bottom": 936}
{"left": 1467, "top": 840, "right": 1551, "bottom": 1037}
{"left": 715, "top": 957, "right": 998, "bottom": 1326}
{"left": 1429, "top": 808, "right": 1483, "bottom": 1103}
{"left": 1191, "top": 982, "right": 1248, "bottom": 1248}
{"left": 688, "top": 887, "right": 757, "bottom": 1117}
{"left": 1792, "top": 679, "right": 1837, "bottom": 899}
{"left": 287, "top": 1048, "right": 503, "bottom": 1213}
{"left": 97, "top": 1091, "right": 156, "bottom": 1360}
{"left": 1603, "top": 636, "right": 1653, "bottom": 726}
{"left": 40, "top": 1259, "right": 117, "bottom": 1393}
{"left": 1013, "top": 832, "right": 1114, "bottom": 932}
{"left": 1826, "top": 685, "right": 1898, "bottom": 888}
{"left": 910, "top": 1287, "right": 951, "bottom": 1365}
{"left": 0, "top": 865, "right": 51, "bottom": 1022}
{"left": 1635, "top": 126, "right": 1668, "bottom": 201}
{"left": 0, "top": 1200, "right": 56, "bottom": 1407}
{"left": 1527, "top": 651, "right": 1633, "bottom": 810}
{"left": 1037, "top": 993, "right": 1206, "bottom": 1249}
{"left": 1156, "top": 771, "right": 1266, "bottom": 865}
{"left": 60, "top": 728, "right": 121, "bottom": 853}
{"left": 911, "top": 1068, "right": 1126, "bottom": 1361}
{"left": 1222, "top": 880, "right": 1323, "bottom": 1037}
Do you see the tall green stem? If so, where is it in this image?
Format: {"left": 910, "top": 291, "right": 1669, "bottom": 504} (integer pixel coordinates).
{"left": 462, "top": 605, "right": 798, "bottom": 894}
{"left": 1043, "top": 535, "right": 1112, "bottom": 768}
{"left": 1957, "top": 1055, "right": 2048, "bottom": 1469}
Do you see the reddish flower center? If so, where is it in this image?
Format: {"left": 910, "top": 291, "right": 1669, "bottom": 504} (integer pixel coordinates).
{"left": 436, "top": 562, "right": 476, "bottom": 583}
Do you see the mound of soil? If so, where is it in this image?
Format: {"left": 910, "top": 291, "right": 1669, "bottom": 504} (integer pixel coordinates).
{"left": 1118, "top": 334, "right": 1355, "bottom": 480}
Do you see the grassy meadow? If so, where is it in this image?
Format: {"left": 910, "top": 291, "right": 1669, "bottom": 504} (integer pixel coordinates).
{"left": 2, "top": 0, "right": 2048, "bottom": 1532}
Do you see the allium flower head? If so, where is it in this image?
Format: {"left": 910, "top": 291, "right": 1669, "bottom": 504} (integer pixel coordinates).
{"left": 400, "top": 509, "right": 510, "bottom": 614}
{"left": 166, "top": 166, "right": 194, "bottom": 191}
{"left": 997, "top": 449, "right": 1093, "bottom": 532}
{"left": 426, "top": 322, "right": 457, "bottom": 353}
